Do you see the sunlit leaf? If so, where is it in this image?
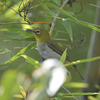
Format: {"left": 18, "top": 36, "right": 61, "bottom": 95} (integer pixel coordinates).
{"left": 60, "top": 48, "right": 67, "bottom": 63}
{"left": 63, "top": 82, "right": 88, "bottom": 88}
{"left": 0, "top": 28, "right": 27, "bottom": 33}
{"left": 64, "top": 56, "right": 100, "bottom": 67}
{"left": 21, "top": 55, "right": 40, "bottom": 68}
{"left": 19, "top": 86, "right": 26, "bottom": 98}
{"left": 0, "top": 42, "right": 36, "bottom": 66}
{"left": 14, "top": 94, "right": 24, "bottom": 98}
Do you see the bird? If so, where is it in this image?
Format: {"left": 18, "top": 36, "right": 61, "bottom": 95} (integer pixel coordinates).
{"left": 26, "top": 27, "right": 84, "bottom": 80}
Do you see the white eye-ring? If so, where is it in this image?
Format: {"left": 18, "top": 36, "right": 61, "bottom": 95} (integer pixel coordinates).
{"left": 35, "top": 30, "right": 41, "bottom": 35}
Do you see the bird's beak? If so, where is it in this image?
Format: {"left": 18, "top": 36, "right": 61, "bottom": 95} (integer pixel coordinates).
{"left": 26, "top": 29, "right": 36, "bottom": 33}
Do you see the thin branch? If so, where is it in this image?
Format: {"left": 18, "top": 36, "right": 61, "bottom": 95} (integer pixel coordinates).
{"left": 61, "top": 86, "right": 78, "bottom": 100}
{"left": 2, "top": 2, "right": 19, "bottom": 15}
{"left": 86, "top": 3, "right": 100, "bottom": 9}
{"left": 2, "top": 2, "right": 31, "bottom": 24}
{"left": 76, "top": 0, "right": 100, "bottom": 9}
{"left": 49, "top": 0, "right": 69, "bottom": 36}
{"left": 72, "top": 4, "right": 86, "bottom": 47}
{"left": 0, "top": 22, "right": 51, "bottom": 25}
{"left": 32, "top": 22, "right": 51, "bottom": 26}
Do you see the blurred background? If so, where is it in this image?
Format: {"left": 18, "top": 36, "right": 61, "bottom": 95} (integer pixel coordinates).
{"left": 0, "top": 0, "right": 99, "bottom": 100}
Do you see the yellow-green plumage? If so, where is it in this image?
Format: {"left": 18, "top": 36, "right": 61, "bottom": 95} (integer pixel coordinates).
{"left": 27, "top": 27, "right": 84, "bottom": 80}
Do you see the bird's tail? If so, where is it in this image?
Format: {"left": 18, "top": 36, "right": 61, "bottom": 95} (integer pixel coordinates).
{"left": 72, "top": 65, "right": 85, "bottom": 80}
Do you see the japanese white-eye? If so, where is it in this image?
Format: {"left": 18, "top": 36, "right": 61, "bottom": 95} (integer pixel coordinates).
{"left": 26, "top": 27, "right": 84, "bottom": 80}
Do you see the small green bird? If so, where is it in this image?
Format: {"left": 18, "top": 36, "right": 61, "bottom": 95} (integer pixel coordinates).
{"left": 27, "top": 27, "right": 84, "bottom": 80}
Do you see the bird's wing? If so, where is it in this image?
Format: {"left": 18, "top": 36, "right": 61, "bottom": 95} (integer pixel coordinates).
{"left": 47, "top": 39, "right": 72, "bottom": 62}
{"left": 47, "top": 39, "right": 85, "bottom": 80}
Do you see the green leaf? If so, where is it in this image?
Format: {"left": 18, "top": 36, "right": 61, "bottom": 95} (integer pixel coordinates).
{"left": 0, "top": 28, "right": 34, "bottom": 39}
{"left": 19, "top": 86, "right": 26, "bottom": 98}
{"left": 14, "top": 94, "right": 24, "bottom": 98}
{"left": 63, "top": 82, "right": 88, "bottom": 88}
{"left": 0, "top": 48, "right": 14, "bottom": 57}
{"left": 44, "top": 3, "right": 100, "bottom": 32}
{"left": 38, "top": 0, "right": 50, "bottom": 3}
{"left": 60, "top": 48, "right": 67, "bottom": 63}
{"left": 0, "top": 48, "right": 11, "bottom": 54}
{"left": 0, "top": 28, "right": 26, "bottom": 34}
{"left": 21, "top": 55, "right": 40, "bottom": 68}
{"left": 62, "top": 19, "right": 73, "bottom": 42}
{"left": 4, "top": 37, "right": 35, "bottom": 41}
{"left": 0, "top": 42, "right": 36, "bottom": 66}
{"left": 68, "top": 18, "right": 100, "bottom": 32}
{"left": 64, "top": 56, "right": 100, "bottom": 67}
{"left": 46, "top": 3, "right": 76, "bottom": 19}
{"left": 60, "top": 92, "right": 99, "bottom": 96}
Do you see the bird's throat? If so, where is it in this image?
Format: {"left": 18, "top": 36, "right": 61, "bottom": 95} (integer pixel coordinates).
{"left": 37, "top": 42, "right": 61, "bottom": 60}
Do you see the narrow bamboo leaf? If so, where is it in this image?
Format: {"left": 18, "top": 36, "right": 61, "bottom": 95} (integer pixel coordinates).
{"left": 0, "top": 48, "right": 14, "bottom": 57}
{"left": 0, "top": 28, "right": 28, "bottom": 34}
{"left": 78, "top": 20, "right": 100, "bottom": 28}
{"left": 46, "top": 3, "right": 76, "bottom": 19}
{"left": 19, "top": 85, "right": 24, "bottom": 90}
{"left": 19, "top": 86, "right": 26, "bottom": 98}
{"left": 14, "top": 85, "right": 26, "bottom": 99}
{"left": 62, "top": 19, "right": 73, "bottom": 42}
{"left": 0, "top": 28, "right": 34, "bottom": 38}
{"left": 44, "top": 3, "right": 100, "bottom": 32}
{"left": 59, "top": 92, "right": 99, "bottom": 96}
{"left": 1, "top": 42, "right": 36, "bottom": 65}
{"left": 64, "top": 56, "right": 100, "bottom": 67}
{"left": 68, "top": 18, "right": 100, "bottom": 32}
{"left": 60, "top": 48, "right": 67, "bottom": 63}
{"left": 4, "top": 37, "right": 35, "bottom": 41}
{"left": 43, "top": 5, "right": 56, "bottom": 16}
{"left": 14, "top": 94, "right": 24, "bottom": 98}
{"left": 0, "top": 48, "right": 11, "bottom": 54}
{"left": 63, "top": 82, "right": 88, "bottom": 88}
{"left": 21, "top": 55, "right": 40, "bottom": 68}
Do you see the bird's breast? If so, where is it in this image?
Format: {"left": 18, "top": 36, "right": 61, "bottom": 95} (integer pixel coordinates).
{"left": 37, "top": 42, "right": 61, "bottom": 59}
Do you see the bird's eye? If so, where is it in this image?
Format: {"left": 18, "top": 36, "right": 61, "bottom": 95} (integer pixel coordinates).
{"left": 35, "top": 30, "right": 41, "bottom": 35}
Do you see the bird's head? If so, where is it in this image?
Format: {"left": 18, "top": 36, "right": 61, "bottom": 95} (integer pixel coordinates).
{"left": 26, "top": 27, "right": 50, "bottom": 43}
